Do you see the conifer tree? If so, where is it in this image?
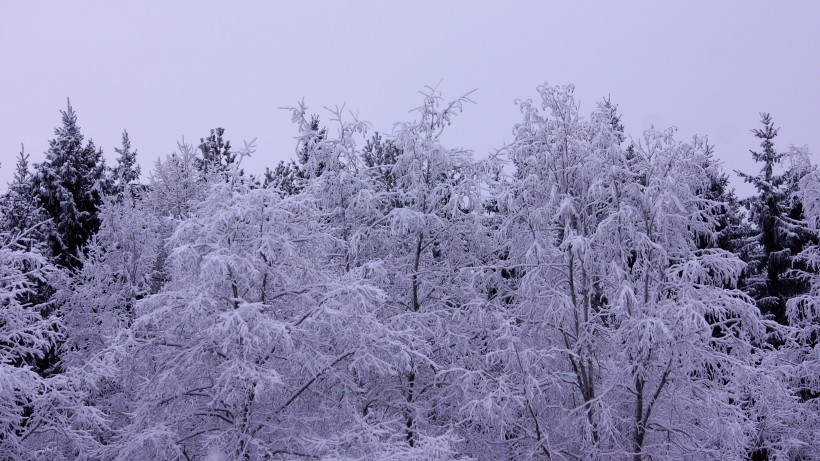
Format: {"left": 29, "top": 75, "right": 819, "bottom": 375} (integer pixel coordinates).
{"left": 0, "top": 225, "right": 105, "bottom": 458}
{"left": 0, "top": 145, "right": 49, "bottom": 247}
{"left": 263, "top": 115, "right": 328, "bottom": 196}
{"left": 737, "top": 113, "right": 813, "bottom": 324}
{"left": 197, "top": 127, "right": 234, "bottom": 173}
{"left": 296, "top": 115, "right": 328, "bottom": 178}
{"left": 110, "top": 130, "right": 141, "bottom": 198}
{"left": 362, "top": 131, "right": 400, "bottom": 194}
{"left": 263, "top": 159, "right": 304, "bottom": 195}
{"left": 33, "top": 100, "right": 107, "bottom": 269}
{"left": 0, "top": 146, "right": 53, "bottom": 336}
{"left": 695, "top": 142, "right": 756, "bottom": 260}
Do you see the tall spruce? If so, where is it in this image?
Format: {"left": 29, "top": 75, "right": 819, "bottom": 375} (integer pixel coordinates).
{"left": 737, "top": 113, "right": 813, "bottom": 325}
{"left": 110, "top": 130, "right": 141, "bottom": 198}
{"left": 33, "top": 100, "right": 107, "bottom": 269}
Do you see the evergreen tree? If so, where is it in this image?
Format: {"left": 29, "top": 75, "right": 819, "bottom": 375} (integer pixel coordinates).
{"left": 33, "top": 100, "right": 107, "bottom": 269}
{"left": 197, "top": 127, "right": 234, "bottom": 173}
{"left": 12, "top": 83, "right": 820, "bottom": 461}
{"left": 263, "top": 159, "right": 305, "bottom": 196}
{"left": 110, "top": 130, "right": 141, "bottom": 198}
{"left": 697, "top": 141, "right": 756, "bottom": 257}
{"left": 0, "top": 146, "right": 55, "bottom": 369}
{"left": 0, "top": 145, "right": 49, "bottom": 247}
{"left": 0, "top": 224, "right": 106, "bottom": 458}
{"left": 362, "top": 131, "right": 401, "bottom": 193}
{"left": 262, "top": 115, "right": 328, "bottom": 196}
{"left": 601, "top": 96, "right": 626, "bottom": 145}
{"left": 737, "top": 113, "right": 813, "bottom": 325}
{"left": 296, "top": 115, "right": 328, "bottom": 178}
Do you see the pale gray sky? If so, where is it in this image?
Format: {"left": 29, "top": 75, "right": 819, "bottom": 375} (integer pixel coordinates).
{"left": 1, "top": 1, "right": 818, "bottom": 198}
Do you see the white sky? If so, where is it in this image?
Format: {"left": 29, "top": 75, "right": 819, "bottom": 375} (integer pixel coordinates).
{"left": 1, "top": 1, "right": 818, "bottom": 198}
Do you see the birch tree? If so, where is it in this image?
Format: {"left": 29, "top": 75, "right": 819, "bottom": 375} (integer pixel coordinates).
{"left": 475, "top": 84, "right": 771, "bottom": 460}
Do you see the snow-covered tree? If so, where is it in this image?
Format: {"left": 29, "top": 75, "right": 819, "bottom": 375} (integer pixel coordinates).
{"left": 294, "top": 115, "right": 328, "bottom": 179}
{"left": 7, "top": 82, "right": 819, "bottom": 460}
{"left": 357, "top": 87, "right": 491, "bottom": 451}
{"left": 33, "top": 100, "right": 107, "bottom": 269}
{"left": 0, "top": 146, "right": 49, "bottom": 250}
{"left": 102, "top": 162, "right": 442, "bottom": 459}
{"left": 54, "top": 188, "right": 165, "bottom": 452}
{"left": 147, "top": 140, "right": 207, "bottom": 221}
{"left": 0, "top": 222, "right": 105, "bottom": 459}
{"left": 362, "top": 131, "right": 401, "bottom": 195}
{"left": 737, "top": 113, "right": 814, "bottom": 325}
{"left": 263, "top": 116, "right": 330, "bottom": 196}
{"left": 471, "top": 84, "right": 772, "bottom": 460}
{"left": 696, "top": 142, "right": 755, "bottom": 257}
{"left": 61, "top": 191, "right": 163, "bottom": 366}
{"left": 110, "top": 130, "right": 141, "bottom": 199}
{"left": 262, "top": 159, "right": 304, "bottom": 196}
{"left": 753, "top": 166, "right": 820, "bottom": 459}
{"left": 197, "top": 127, "right": 234, "bottom": 173}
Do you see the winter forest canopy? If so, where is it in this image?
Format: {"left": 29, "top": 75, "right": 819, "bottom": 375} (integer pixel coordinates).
{"left": 1, "top": 84, "right": 819, "bottom": 461}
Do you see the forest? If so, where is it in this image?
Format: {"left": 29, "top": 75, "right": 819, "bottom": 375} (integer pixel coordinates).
{"left": 1, "top": 84, "right": 818, "bottom": 460}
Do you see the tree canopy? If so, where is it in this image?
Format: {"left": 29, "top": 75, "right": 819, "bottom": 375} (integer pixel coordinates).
{"left": 0, "top": 85, "right": 817, "bottom": 460}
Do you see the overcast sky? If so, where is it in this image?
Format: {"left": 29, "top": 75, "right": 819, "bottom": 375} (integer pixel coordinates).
{"left": 1, "top": 1, "right": 818, "bottom": 198}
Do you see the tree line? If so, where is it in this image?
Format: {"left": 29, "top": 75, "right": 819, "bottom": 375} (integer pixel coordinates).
{"left": 0, "top": 85, "right": 818, "bottom": 460}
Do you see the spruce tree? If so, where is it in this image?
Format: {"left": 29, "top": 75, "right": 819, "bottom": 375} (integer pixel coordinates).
{"left": 697, "top": 141, "right": 755, "bottom": 257}
{"left": 600, "top": 96, "right": 626, "bottom": 145}
{"left": 0, "top": 145, "right": 49, "bottom": 246}
{"left": 33, "top": 100, "right": 107, "bottom": 269}
{"left": 110, "top": 130, "right": 141, "bottom": 198}
{"left": 737, "top": 113, "right": 813, "bottom": 324}
{"left": 296, "top": 115, "right": 328, "bottom": 178}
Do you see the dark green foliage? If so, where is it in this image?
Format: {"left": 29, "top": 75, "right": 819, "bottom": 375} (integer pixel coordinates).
{"left": 33, "top": 101, "right": 107, "bottom": 270}
{"left": 0, "top": 145, "right": 54, "bottom": 331}
{"left": 263, "top": 159, "right": 305, "bottom": 196}
{"left": 110, "top": 130, "right": 141, "bottom": 198}
{"left": 737, "top": 113, "right": 814, "bottom": 324}
{"left": 601, "top": 96, "right": 626, "bottom": 145}
{"left": 264, "top": 116, "right": 329, "bottom": 196}
{"left": 0, "top": 146, "right": 49, "bottom": 247}
{"left": 697, "top": 142, "right": 755, "bottom": 258}
{"left": 297, "top": 115, "right": 328, "bottom": 179}
{"left": 197, "top": 127, "right": 234, "bottom": 173}
{"left": 362, "top": 131, "right": 400, "bottom": 193}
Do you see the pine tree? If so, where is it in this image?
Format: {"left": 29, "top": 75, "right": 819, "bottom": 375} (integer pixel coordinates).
{"left": 362, "top": 131, "right": 400, "bottom": 193}
{"left": 737, "top": 113, "right": 813, "bottom": 325}
{"left": 33, "top": 100, "right": 107, "bottom": 269}
{"left": 197, "top": 127, "right": 234, "bottom": 173}
{"left": 263, "top": 115, "right": 328, "bottom": 195}
{"left": 263, "top": 159, "right": 305, "bottom": 196}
